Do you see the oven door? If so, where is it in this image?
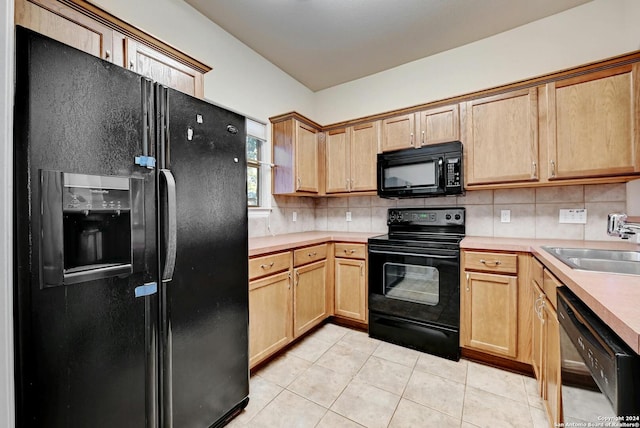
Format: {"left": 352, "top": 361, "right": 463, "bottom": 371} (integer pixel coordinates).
{"left": 368, "top": 243, "right": 460, "bottom": 328}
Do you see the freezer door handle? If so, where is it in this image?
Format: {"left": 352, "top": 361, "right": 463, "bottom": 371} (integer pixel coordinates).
{"left": 161, "top": 169, "right": 177, "bottom": 282}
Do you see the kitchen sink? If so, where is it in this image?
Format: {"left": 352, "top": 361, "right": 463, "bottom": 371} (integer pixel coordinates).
{"left": 542, "top": 246, "right": 640, "bottom": 276}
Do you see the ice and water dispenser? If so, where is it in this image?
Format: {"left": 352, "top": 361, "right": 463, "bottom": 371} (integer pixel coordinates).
{"left": 40, "top": 171, "right": 144, "bottom": 287}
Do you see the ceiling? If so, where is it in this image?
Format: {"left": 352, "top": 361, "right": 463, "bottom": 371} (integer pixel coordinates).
{"left": 183, "top": 0, "right": 592, "bottom": 92}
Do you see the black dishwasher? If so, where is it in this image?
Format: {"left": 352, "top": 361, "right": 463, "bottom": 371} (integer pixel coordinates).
{"left": 557, "top": 287, "right": 640, "bottom": 423}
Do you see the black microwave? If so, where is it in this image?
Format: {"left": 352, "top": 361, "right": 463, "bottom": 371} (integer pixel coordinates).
{"left": 377, "top": 141, "right": 463, "bottom": 198}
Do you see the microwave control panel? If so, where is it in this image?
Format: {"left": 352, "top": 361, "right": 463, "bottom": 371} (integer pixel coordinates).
{"left": 445, "top": 157, "right": 461, "bottom": 188}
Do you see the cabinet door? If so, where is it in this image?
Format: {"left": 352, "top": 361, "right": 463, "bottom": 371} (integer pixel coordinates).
{"left": 350, "top": 122, "right": 379, "bottom": 191}
{"left": 295, "top": 121, "right": 319, "bottom": 192}
{"left": 293, "top": 260, "right": 327, "bottom": 337}
{"left": 16, "top": 0, "right": 114, "bottom": 62}
{"left": 334, "top": 258, "right": 366, "bottom": 322}
{"left": 531, "top": 280, "right": 545, "bottom": 391}
{"left": 126, "top": 39, "right": 204, "bottom": 98}
{"left": 418, "top": 104, "right": 459, "bottom": 146}
{"left": 544, "top": 299, "right": 562, "bottom": 426}
{"left": 462, "top": 271, "right": 518, "bottom": 358}
{"left": 325, "top": 128, "right": 350, "bottom": 193}
{"left": 547, "top": 65, "right": 640, "bottom": 179}
{"left": 381, "top": 113, "right": 415, "bottom": 152}
{"left": 464, "top": 88, "right": 539, "bottom": 185}
{"left": 249, "top": 271, "right": 293, "bottom": 368}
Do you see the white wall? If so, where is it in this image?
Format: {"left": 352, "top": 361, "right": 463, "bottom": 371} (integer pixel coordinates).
{"left": 89, "top": 0, "right": 316, "bottom": 125}
{"left": 0, "top": 0, "right": 14, "bottom": 424}
{"left": 315, "top": 0, "right": 640, "bottom": 124}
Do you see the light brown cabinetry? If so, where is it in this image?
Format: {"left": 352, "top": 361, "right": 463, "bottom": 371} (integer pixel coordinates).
{"left": 125, "top": 39, "right": 204, "bottom": 98}
{"left": 325, "top": 122, "right": 379, "bottom": 194}
{"left": 272, "top": 115, "right": 322, "bottom": 195}
{"left": 333, "top": 243, "right": 367, "bottom": 323}
{"left": 293, "top": 259, "right": 328, "bottom": 337}
{"left": 381, "top": 105, "right": 459, "bottom": 152}
{"left": 461, "top": 250, "right": 533, "bottom": 363}
{"left": 15, "top": 0, "right": 209, "bottom": 98}
{"left": 248, "top": 251, "right": 293, "bottom": 368}
{"left": 249, "top": 270, "right": 293, "bottom": 368}
{"left": 545, "top": 65, "right": 640, "bottom": 180}
{"left": 462, "top": 88, "right": 539, "bottom": 185}
{"left": 531, "top": 261, "right": 563, "bottom": 427}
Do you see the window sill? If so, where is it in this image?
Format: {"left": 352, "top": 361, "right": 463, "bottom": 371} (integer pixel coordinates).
{"left": 248, "top": 207, "right": 271, "bottom": 218}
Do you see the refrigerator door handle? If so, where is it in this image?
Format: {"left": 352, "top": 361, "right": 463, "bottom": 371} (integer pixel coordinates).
{"left": 160, "top": 168, "right": 177, "bottom": 282}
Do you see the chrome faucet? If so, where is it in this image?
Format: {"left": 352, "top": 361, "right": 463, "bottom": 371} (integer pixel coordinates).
{"left": 607, "top": 213, "right": 640, "bottom": 239}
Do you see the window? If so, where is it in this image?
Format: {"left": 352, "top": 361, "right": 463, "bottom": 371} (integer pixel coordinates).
{"left": 246, "top": 119, "right": 267, "bottom": 208}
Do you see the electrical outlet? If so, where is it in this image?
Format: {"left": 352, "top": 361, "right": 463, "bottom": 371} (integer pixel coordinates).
{"left": 292, "top": 211, "right": 297, "bottom": 222}
{"left": 559, "top": 208, "right": 587, "bottom": 224}
{"left": 346, "top": 211, "right": 352, "bottom": 222}
{"left": 501, "top": 210, "right": 511, "bottom": 223}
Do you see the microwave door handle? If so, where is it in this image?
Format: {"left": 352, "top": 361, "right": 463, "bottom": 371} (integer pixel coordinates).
{"left": 438, "top": 158, "right": 444, "bottom": 189}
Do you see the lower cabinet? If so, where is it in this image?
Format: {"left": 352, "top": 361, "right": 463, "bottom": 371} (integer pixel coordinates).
{"left": 462, "top": 271, "right": 518, "bottom": 358}
{"left": 334, "top": 258, "right": 366, "bottom": 322}
{"left": 531, "top": 260, "right": 562, "bottom": 427}
{"left": 293, "top": 259, "right": 328, "bottom": 337}
{"left": 249, "top": 271, "right": 293, "bottom": 368}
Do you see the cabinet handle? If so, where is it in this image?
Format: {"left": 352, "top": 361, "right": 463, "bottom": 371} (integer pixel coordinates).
{"left": 288, "top": 272, "right": 292, "bottom": 289}
{"left": 296, "top": 177, "right": 301, "bottom": 189}
{"left": 410, "top": 132, "right": 414, "bottom": 146}
{"left": 308, "top": 252, "right": 317, "bottom": 257}
{"left": 344, "top": 249, "right": 356, "bottom": 254}
{"left": 260, "top": 262, "right": 275, "bottom": 269}
{"left": 532, "top": 161, "right": 537, "bottom": 179}
{"left": 295, "top": 270, "right": 300, "bottom": 286}
{"left": 129, "top": 60, "right": 135, "bottom": 70}
{"left": 360, "top": 262, "right": 364, "bottom": 277}
{"left": 346, "top": 179, "right": 350, "bottom": 191}
{"left": 421, "top": 130, "right": 425, "bottom": 147}
{"left": 550, "top": 160, "right": 556, "bottom": 178}
{"left": 105, "top": 50, "right": 111, "bottom": 60}
{"left": 465, "top": 273, "right": 470, "bottom": 292}
{"left": 540, "top": 299, "right": 546, "bottom": 324}
{"left": 479, "top": 259, "right": 502, "bottom": 267}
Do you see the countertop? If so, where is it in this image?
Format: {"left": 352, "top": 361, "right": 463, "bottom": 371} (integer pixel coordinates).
{"left": 249, "top": 231, "right": 380, "bottom": 257}
{"left": 249, "top": 232, "right": 640, "bottom": 354}
{"left": 462, "top": 236, "right": 640, "bottom": 354}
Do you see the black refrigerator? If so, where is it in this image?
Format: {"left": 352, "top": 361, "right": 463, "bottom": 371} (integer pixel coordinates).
{"left": 13, "top": 27, "right": 249, "bottom": 427}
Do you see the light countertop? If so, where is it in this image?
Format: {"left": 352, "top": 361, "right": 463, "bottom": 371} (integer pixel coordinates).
{"left": 249, "top": 231, "right": 380, "bottom": 257}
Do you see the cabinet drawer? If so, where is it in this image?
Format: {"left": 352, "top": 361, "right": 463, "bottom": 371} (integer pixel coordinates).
{"left": 334, "top": 243, "right": 366, "bottom": 259}
{"left": 294, "top": 244, "right": 328, "bottom": 267}
{"left": 531, "top": 257, "right": 544, "bottom": 287}
{"left": 249, "top": 251, "right": 291, "bottom": 280}
{"left": 543, "top": 269, "right": 562, "bottom": 309}
{"left": 464, "top": 251, "right": 517, "bottom": 274}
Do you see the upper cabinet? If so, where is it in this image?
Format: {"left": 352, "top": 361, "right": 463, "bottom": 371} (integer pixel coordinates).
{"left": 15, "top": 0, "right": 211, "bottom": 98}
{"left": 271, "top": 114, "right": 322, "bottom": 195}
{"left": 381, "top": 104, "right": 459, "bottom": 152}
{"left": 462, "top": 88, "right": 539, "bottom": 186}
{"left": 545, "top": 64, "right": 640, "bottom": 180}
{"left": 325, "top": 121, "right": 379, "bottom": 194}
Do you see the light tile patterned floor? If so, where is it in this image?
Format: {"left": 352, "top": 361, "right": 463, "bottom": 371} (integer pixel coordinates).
{"left": 229, "top": 323, "right": 549, "bottom": 428}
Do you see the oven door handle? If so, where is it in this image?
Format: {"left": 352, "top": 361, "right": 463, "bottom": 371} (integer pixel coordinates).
{"left": 369, "top": 249, "right": 458, "bottom": 259}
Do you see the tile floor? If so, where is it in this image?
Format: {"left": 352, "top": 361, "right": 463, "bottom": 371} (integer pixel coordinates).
{"left": 229, "top": 323, "right": 549, "bottom": 428}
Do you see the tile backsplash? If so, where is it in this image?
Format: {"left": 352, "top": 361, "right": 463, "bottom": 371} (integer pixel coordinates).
{"left": 249, "top": 183, "right": 628, "bottom": 242}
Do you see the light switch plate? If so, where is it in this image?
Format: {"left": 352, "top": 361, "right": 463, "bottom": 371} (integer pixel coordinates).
{"left": 559, "top": 208, "right": 587, "bottom": 224}
{"left": 501, "top": 210, "right": 511, "bottom": 223}
{"left": 292, "top": 211, "right": 297, "bottom": 222}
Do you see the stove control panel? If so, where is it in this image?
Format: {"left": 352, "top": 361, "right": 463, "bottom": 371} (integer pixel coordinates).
{"left": 387, "top": 207, "right": 465, "bottom": 226}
